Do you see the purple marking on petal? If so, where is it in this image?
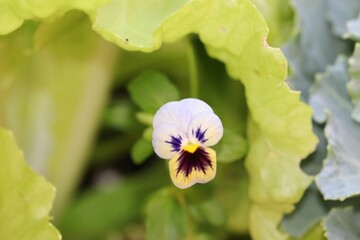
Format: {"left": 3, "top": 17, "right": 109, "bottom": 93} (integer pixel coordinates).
{"left": 165, "top": 135, "right": 182, "bottom": 152}
{"left": 193, "top": 126, "right": 208, "bottom": 143}
{"left": 176, "top": 147, "right": 212, "bottom": 177}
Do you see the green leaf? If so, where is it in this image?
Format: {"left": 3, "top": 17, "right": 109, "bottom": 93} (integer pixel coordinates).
{"left": 0, "top": 128, "right": 60, "bottom": 240}
{"left": 127, "top": 70, "right": 180, "bottom": 113}
{"left": 283, "top": 0, "right": 351, "bottom": 98}
{"left": 92, "top": 0, "right": 191, "bottom": 51}
{"left": 142, "top": 127, "right": 153, "bottom": 142}
{"left": 145, "top": 188, "right": 186, "bottom": 240}
{"left": 102, "top": 99, "right": 140, "bottom": 132}
{"left": 297, "top": 223, "right": 326, "bottom": 240}
{"left": 250, "top": 0, "right": 295, "bottom": 46}
{"left": 0, "top": 11, "right": 119, "bottom": 216}
{"left": 309, "top": 56, "right": 360, "bottom": 200}
{"left": 323, "top": 208, "right": 360, "bottom": 240}
{"left": 59, "top": 164, "right": 167, "bottom": 239}
{"left": 281, "top": 186, "right": 327, "bottom": 238}
{"left": 131, "top": 137, "right": 154, "bottom": 165}
{"left": 135, "top": 112, "right": 154, "bottom": 126}
{"left": 0, "top": 0, "right": 108, "bottom": 35}
{"left": 326, "top": 0, "right": 360, "bottom": 37}
{"left": 348, "top": 43, "right": 360, "bottom": 123}
{"left": 214, "top": 129, "right": 247, "bottom": 164}
{"left": 90, "top": 0, "right": 318, "bottom": 238}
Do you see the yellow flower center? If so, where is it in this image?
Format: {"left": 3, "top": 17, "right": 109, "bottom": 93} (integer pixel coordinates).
{"left": 183, "top": 143, "right": 199, "bottom": 153}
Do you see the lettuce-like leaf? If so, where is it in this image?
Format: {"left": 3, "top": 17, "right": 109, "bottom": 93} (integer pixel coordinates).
{"left": 326, "top": 0, "right": 360, "bottom": 37}
{"left": 345, "top": 17, "right": 360, "bottom": 41}
{"left": 90, "top": 1, "right": 317, "bottom": 238}
{"left": 250, "top": 0, "right": 294, "bottom": 46}
{"left": 310, "top": 56, "right": 360, "bottom": 200}
{"left": 283, "top": 0, "right": 351, "bottom": 98}
{"left": 348, "top": 43, "right": 360, "bottom": 123}
{"left": 0, "top": 0, "right": 108, "bottom": 35}
{"left": 0, "top": 11, "right": 118, "bottom": 216}
{"left": 323, "top": 208, "right": 360, "bottom": 240}
{"left": 0, "top": 128, "right": 60, "bottom": 240}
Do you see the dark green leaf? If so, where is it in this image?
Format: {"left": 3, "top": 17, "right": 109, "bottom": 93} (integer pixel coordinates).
{"left": 131, "top": 138, "right": 154, "bottom": 165}
{"left": 127, "top": 70, "right": 180, "bottom": 113}
{"left": 145, "top": 188, "right": 186, "bottom": 240}
{"left": 214, "top": 129, "right": 247, "bottom": 164}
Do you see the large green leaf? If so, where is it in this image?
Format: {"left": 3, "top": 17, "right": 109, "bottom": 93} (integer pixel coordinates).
{"left": 323, "top": 208, "right": 360, "bottom": 240}
{"left": 348, "top": 43, "right": 360, "bottom": 123}
{"left": 90, "top": 0, "right": 317, "bottom": 238}
{"left": 0, "top": 128, "right": 60, "bottom": 240}
{"left": 309, "top": 56, "right": 360, "bottom": 200}
{"left": 0, "top": 11, "right": 118, "bottom": 216}
{"left": 0, "top": 0, "right": 108, "bottom": 35}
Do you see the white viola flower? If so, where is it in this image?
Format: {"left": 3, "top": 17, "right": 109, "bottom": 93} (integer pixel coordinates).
{"left": 152, "top": 98, "right": 223, "bottom": 189}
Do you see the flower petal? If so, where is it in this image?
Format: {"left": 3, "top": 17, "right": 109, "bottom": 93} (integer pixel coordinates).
{"left": 152, "top": 124, "right": 187, "bottom": 159}
{"left": 153, "top": 101, "right": 192, "bottom": 133}
{"left": 187, "top": 111, "right": 223, "bottom": 147}
{"left": 168, "top": 147, "right": 217, "bottom": 189}
{"left": 179, "top": 98, "right": 213, "bottom": 117}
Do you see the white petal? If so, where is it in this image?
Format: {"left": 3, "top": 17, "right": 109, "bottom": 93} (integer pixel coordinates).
{"left": 153, "top": 101, "right": 191, "bottom": 133}
{"left": 180, "top": 98, "right": 213, "bottom": 117}
{"left": 152, "top": 123, "right": 187, "bottom": 159}
{"left": 187, "top": 111, "right": 223, "bottom": 147}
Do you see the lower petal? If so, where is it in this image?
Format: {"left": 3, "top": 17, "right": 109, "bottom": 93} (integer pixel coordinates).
{"left": 168, "top": 147, "right": 217, "bottom": 189}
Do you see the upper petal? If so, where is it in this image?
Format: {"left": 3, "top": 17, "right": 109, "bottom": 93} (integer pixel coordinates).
{"left": 187, "top": 111, "right": 223, "bottom": 147}
{"left": 153, "top": 101, "right": 192, "bottom": 133}
{"left": 152, "top": 123, "right": 187, "bottom": 159}
{"left": 179, "top": 98, "right": 213, "bottom": 117}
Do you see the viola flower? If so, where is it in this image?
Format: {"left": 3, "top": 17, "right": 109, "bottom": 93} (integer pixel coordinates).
{"left": 152, "top": 98, "right": 223, "bottom": 189}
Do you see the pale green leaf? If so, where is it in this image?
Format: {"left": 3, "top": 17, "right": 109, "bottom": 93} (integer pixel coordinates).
{"left": 145, "top": 188, "right": 186, "bottom": 240}
{"left": 0, "top": 11, "right": 118, "bottom": 216}
{"left": 0, "top": 0, "right": 108, "bottom": 35}
{"left": 250, "top": 0, "right": 295, "bottom": 46}
{"left": 131, "top": 138, "right": 153, "bottom": 165}
{"left": 345, "top": 16, "right": 360, "bottom": 41}
{"left": 297, "top": 223, "right": 326, "bottom": 240}
{"left": 323, "top": 208, "right": 360, "bottom": 240}
{"left": 90, "top": 0, "right": 318, "bottom": 238}
{"left": 135, "top": 112, "right": 154, "bottom": 126}
{"left": 348, "top": 43, "right": 360, "bottom": 123}
{"left": 326, "top": 0, "right": 360, "bottom": 37}
{"left": 309, "top": 56, "right": 360, "bottom": 200}
{"left": 0, "top": 128, "right": 60, "bottom": 240}
{"left": 142, "top": 127, "right": 153, "bottom": 142}
{"left": 127, "top": 70, "right": 180, "bottom": 113}
{"left": 283, "top": 0, "right": 351, "bottom": 98}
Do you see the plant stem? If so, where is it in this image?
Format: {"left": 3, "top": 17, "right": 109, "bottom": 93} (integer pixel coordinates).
{"left": 187, "top": 36, "right": 200, "bottom": 98}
